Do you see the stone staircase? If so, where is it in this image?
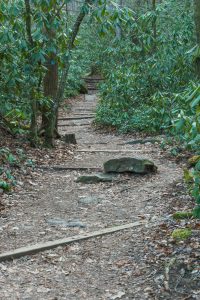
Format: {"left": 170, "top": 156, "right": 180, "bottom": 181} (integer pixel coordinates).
{"left": 83, "top": 76, "right": 103, "bottom": 94}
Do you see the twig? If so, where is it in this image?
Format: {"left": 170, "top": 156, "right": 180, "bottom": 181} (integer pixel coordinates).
{"left": 164, "top": 257, "right": 176, "bottom": 291}
{"left": 175, "top": 268, "right": 186, "bottom": 293}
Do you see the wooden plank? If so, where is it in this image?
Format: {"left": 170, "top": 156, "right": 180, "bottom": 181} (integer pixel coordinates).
{"left": 36, "top": 166, "right": 102, "bottom": 172}
{"left": 73, "top": 108, "right": 96, "bottom": 110}
{"left": 72, "top": 109, "right": 96, "bottom": 111}
{"left": 77, "top": 149, "right": 155, "bottom": 153}
{"left": 83, "top": 78, "right": 103, "bottom": 81}
{"left": 66, "top": 113, "right": 96, "bottom": 116}
{"left": 58, "top": 123, "right": 91, "bottom": 127}
{"left": 58, "top": 116, "right": 94, "bottom": 121}
{"left": 0, "top": 221, "right": 145, "bottom": 262}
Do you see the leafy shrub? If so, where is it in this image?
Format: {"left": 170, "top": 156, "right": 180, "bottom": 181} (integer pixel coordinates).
{"left": 172, "top": 211, "right": 193, "bottom": 220}
{"left": 0, "top": 148, "right": 30, "bottom": 192}
{"left": 95, "top": 1, "right": 199, "bottom": 218}
{"left": 96, "top": 1, "right": 194, "bottom": 133}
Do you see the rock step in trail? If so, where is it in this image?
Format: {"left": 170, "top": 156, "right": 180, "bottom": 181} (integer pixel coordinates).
{"left": 0, "top": 86, "right": 183, "bottom": 299}
{"left": 83, "top": 76, "right": 103, "bottom": 93}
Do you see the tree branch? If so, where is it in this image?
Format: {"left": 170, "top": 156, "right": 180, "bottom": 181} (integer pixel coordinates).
{"left": 24, "top": 0, "right": 34, "bottom": 47}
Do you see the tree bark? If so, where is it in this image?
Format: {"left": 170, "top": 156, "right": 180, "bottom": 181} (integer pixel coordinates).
{"left": 42, "top": 52, "right": 59, "bottom": 147}
{"left": 152, "top": 0, "right": 157, "bottom": 50}
{"left": 57, "top": 0, "right": 93, "bottom": 102}
{"left": 194, "top": 0, "right": 200, "bottom": 79}
{"left": 41, "top": 6, "right": 60, "bottom": 147}
{"left": 24, "top": 0, "right": 38, "bottom": 147}
{"left": 47, "top": 0, "right": 93, "bottom": 147}
{"left": 115, "top": 0, "right": 123, "bottom": 39}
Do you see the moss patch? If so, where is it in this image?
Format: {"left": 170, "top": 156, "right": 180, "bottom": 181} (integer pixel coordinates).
{"left": 171, "top": 228, "right": 192, "bottom": 241}
{"left": 172, "top": 211, "right": 193, "bottom": 220}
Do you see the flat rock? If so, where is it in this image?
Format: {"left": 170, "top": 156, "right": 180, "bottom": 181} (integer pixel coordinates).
{"left": 125, "top": 138, "right": 160, "bottom": 145}
{"left": 63, "top": 133, "right": 77, "bottom": 144}
{"left": 76, "top": 173, "right": 115, "bottom": 184}
{"left": 104, "top": 157, "right": 157, "bottom": 174}
{"left": 78, "top": 196, "right": 103, "bottom": 205}
{"left": 47, "top": 219, "right": 86, "bottom": 228}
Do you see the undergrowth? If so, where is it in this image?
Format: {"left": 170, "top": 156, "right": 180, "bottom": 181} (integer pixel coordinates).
{"left": 95, "top": 1, "right": 200, "bottom": 217}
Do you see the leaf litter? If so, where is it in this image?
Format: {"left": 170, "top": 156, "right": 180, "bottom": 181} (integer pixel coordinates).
{"left": 0, "top": 94, "right": 199, "bottom": 299}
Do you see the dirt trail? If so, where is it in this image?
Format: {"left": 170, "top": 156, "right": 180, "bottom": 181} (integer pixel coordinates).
{"left": 0, "top": 94, "right": 188, "bottom": 299}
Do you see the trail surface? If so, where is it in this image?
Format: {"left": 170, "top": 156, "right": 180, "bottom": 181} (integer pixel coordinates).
{"left": 0, "top": 93, "right": 198, "bottom": 299}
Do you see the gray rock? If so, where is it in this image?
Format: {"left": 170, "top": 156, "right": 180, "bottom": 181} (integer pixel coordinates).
{"left": 47, "top": 218, "right": 86, "bottom": 228}
{"left": 63, "top": 133, "right": 77, "bottom": 144}
{"left": 78, "top": 196, "right": 103, "bottom": 205}
{"left": 125, "top": 138, "right": 160, "bottom": 145}
{"left": 0, "top": 188, "right": 4, "bottom": 194}
{"left": 79, "top": 83, "right": 88, "bottom": 94}
{"left": 76, "top": 173, "right": 114, "bottom": 184}
{"left": 67, "top": 220, "right": 86, "bottom": 228}
{"left": 104, "top": 157, "right": 157, "bottom": 174}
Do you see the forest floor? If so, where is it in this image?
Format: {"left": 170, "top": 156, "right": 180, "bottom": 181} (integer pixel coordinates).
{"left": 0, "top": 94, "right": 199, "bottom": 300}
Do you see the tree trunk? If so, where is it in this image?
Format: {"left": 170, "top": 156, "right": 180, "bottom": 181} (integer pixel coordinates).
{"left": 42, "top": 0, "right": 93, "bottom": 148}
{"left": 24, "top": 0, "right": 38, "bottom": 146}
{"left": 115, "top": 0, "right": 123, "bottom": 39}
{"left": 194, "top": 0, "right": 200, "bottom": 79}
{"left": 152, "top": 0, "right": 157, "bottom": 50}
{"left": 42, "top": 53, "right": 59, "bottom": 147}
{"left": 50, "top": 0, "right": 93, "bottom": 141}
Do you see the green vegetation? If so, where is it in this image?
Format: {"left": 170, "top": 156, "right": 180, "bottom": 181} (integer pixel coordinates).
{"left": 172, "top": 211, "right": 193, "bottom": 220}
{"left": 0, "top": 148, "right": 30, "bottom": 191}
{"left": 94, "top": 0, "right": 200, "bottom": 218}
{"left": 171, "top": 228, "right": 192, "bottom": 241}
{"left": 96, "top": 1, "right": 196, "bottom": 133}
{"left": 0, "top": 1, "right": 199, "bottom": 217}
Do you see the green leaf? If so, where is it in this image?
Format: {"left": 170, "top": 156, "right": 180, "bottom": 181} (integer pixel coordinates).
{"left": 191, "top": 94, "right": 200, "bottom": 108}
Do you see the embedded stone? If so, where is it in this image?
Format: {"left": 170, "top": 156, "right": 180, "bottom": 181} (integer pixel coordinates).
{"left": 63, "top": 133, "right": 77, "bottom": 144}
{"left": 47, "top": 218, "right": 86, "bottom": 228}
{"left": 76, "top": 173, "right": 114, "bottom": 184}
{"left": 78, "top": 196, "right": 103, "bottom": 205}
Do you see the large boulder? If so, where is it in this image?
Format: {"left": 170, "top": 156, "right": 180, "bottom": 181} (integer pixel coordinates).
{"left": 104, "top": 157, "right": 157, "bottom": 174}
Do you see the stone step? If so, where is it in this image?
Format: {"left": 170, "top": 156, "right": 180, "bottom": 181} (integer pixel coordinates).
{"left": 58, "top": 116, "right": 94, "bottom": 121}
{"left": 67, "top": 113, "right": 96, "bottom": 116}
{"left": 83, "top": 77, "right": 103, "bottom": 91}
{"left": 83, "top": 78, "right": 103, "bottom": 82}
{"left": 58, "top": 123, "right": 91, "bottom": 127}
